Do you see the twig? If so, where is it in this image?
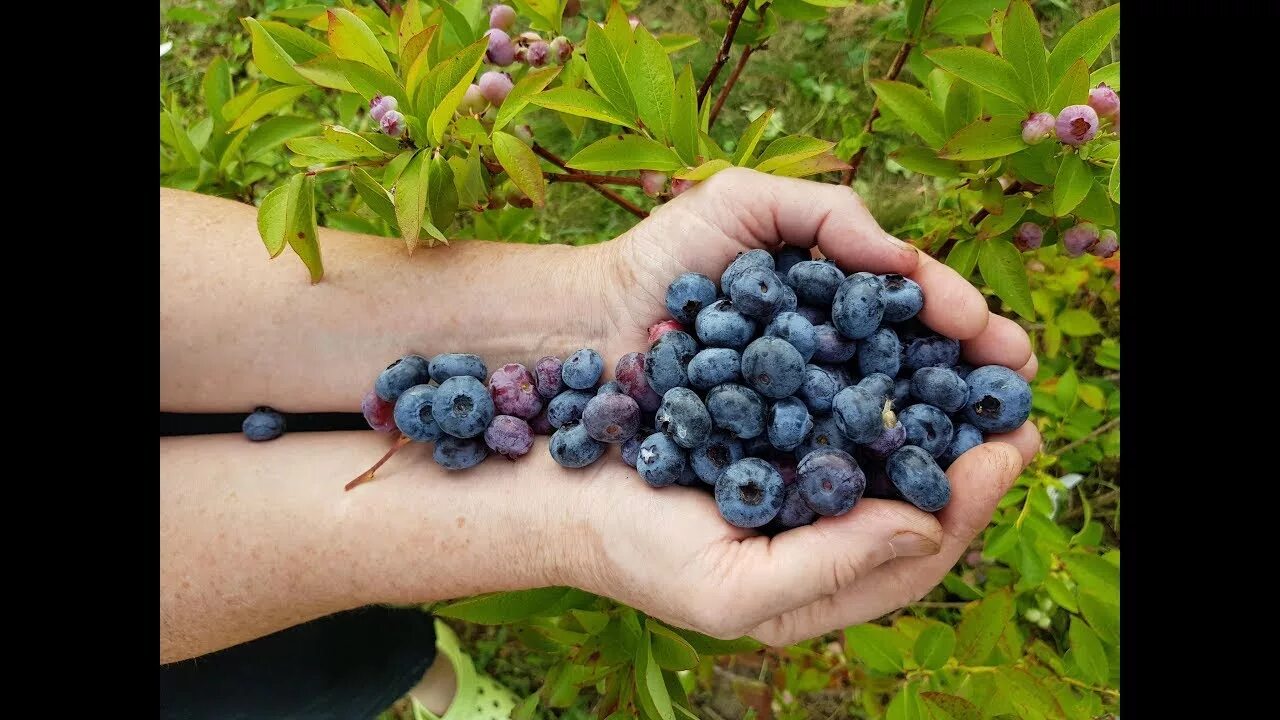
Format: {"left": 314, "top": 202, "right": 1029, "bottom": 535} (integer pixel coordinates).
{"left": 969, "top": 181, "right": 1027, "bottom": 226}
{"left": 1060, "top": 489, "right": 1119, "bottom": 522}
{"left": 709, "top": 43, "right": 760, "bottom": 127}
{"left": 841, "top": 0, "right": 934, "bottom": 185}
{"left": 481, "top": 159, "right": 643, "bottom": 187}
{"left": 531, "top": 144, "right": 649, "bottom": 219}
{"left": 697, "top": 0, "right": 752, "bottom": 108}
{"left": 372, "top": 0, "right": 392, "bottom": 15}
{"left": 1054, "top": 417, "right": 1120, "bottom": 456}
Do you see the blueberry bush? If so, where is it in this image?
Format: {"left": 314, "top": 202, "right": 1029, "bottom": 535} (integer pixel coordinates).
{"left": 161, "top": 1, "right": 1120, "bottom": 717}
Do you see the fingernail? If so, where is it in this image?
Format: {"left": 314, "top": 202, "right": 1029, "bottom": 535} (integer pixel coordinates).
{"left": 882, "top": 233, "right": 916, "bottom": 252}
{"left": 890, "top": 532, "right": 940, "bottom": 557}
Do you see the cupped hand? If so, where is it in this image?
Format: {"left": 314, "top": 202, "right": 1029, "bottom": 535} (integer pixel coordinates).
{"left": 559, "top": 169, "right": 1041, "bottom": 645}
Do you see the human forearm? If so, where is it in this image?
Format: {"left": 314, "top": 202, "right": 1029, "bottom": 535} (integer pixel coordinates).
{"left": 159, "top": 188, "right": 610, "bottom": 412}
{"left": 159, "top": 432, "right": 590, "bottom": 663}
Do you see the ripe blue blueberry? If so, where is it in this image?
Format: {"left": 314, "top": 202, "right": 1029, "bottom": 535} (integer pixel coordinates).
{"left": 705, "top": 383, "right": 766, "bottom": 439}
{"left": 764, "top": 312, "right": 817, "bottom": 362}
{"left": 546, "top": 389, "right": 594, "bottom": 429}
{"left": 864, "top": 421, "right": 907, "bottom": 459}
{"left": 953, "top": 363, "right": 975, "bottom": 380}
{"left": 431, "top": 376, "right": 496, "bottom": 438}
{"left": 831, "top": 272, "right": 885, "bottom": 340}
{"left": 863, "top": 460, "right": 902, "bottom": 500}
{"left": 786, "top": 260, "right": 845, "bottom": 306}
{"left": 597, "top": 381, "right": 622, "bottom": 395}
{"left": 656, "top": 387, "right": 713, "bottom": 449}
{"left": 243, "top": 408, "right": 285, "bottom": 441}
{"left": 429, "top": 353, "right": 488, "bottom": 384}
{"left": 886, "top": 445, "right": 951, "bottom": 512}
{"left": 645, "top": 330, "right": 696, "bottom": 394}
{"left": 832, "top": 385, "right": 885, "bottom": 444}
{"left": 811, "top": 322, "right": 858, "bottom": 363}
{"left": 939, "top": 422, "right": 983, "bottom": 468}
{"left": 879, "top": 274, "right": 924, "bottom": 322}
{"left": 797, "top": 364, "right": 845, "bottom": 416}
{"left": 665, "top": 272, "right": 718, "bottom": 324}
{"left": 715, "top": 458, "right": 785, "bottom": 528}
{"left": 687, "top": 348, "right": 742, "bottom": 391}
{"left": 775, "top": 483, "right": 817, "bottom": 528}
{"left": 375, "top": 354, "right": 432, "bottom": 402}
{"left": 720, "top": 249, "right": 775, "bottom": 294}
{"left": 796, "top": 416, "right": 856, "bottom": 456}
{"left": 741, "top": 336, "right": 806, "bottom": 399}
{"left": 695, "top": 299, "right": 757, "bottom": 349}
{"left": 857, "top": 327, "right": 901, "bottom": 378}
{"left": 774, "top": 246, "right": 812, "bottom": 275}
{"left": 393, "top": 384, "right": 442, "bottom": 442}
{"left": 637, "top": 431, "right": 687, "bottom": 487}
{"left": 676, "top": 463, "right": 703, "bottom": 487}
{"left": 892, "top": 378, "right": 912, "bottom": 410}
{"left": 962, "top": 365, "right": 1032, "bottom": 433}
{"left": 434, "top": 436, "right": 490, "bottom": 470}
{"left": 902, "top": 335, "right": 961, "bottom": 371}
{"left": 549, "top": 423, "right": 606, "bottom": 468}
{"left": 910, "top": 367, "right": 969, "bottom": 413}
{"left": 621, "top": 435, "right": 643, "bottom": 467}
{"left": 689, "top": 430, "right": 746, "bottom": 485}
{"left": 582, "top": 392, "right": 641, "bottom": 443}
{"left": 484, "top": 415, "right": 534, "bottom": 459}
{"left": 899, "top": 403, "right": 954, "bottom": 458}
{"left": 796, "top": 448, "right": 866, "bottom": 517}
{"left": 856, "top": 373, "right": 895, "bottom": 404}
{"left": 767, "top": 397, "right": 813, "bottom": 451}
{"left": 562, "top": 348, "right": 604, "bottom": 389}
{"left": 729, "top": 267, "right": 786, "bottom": 319}
{"left": 764, "top": 280, "right": 800, "bottom": 323}
{"left": 795, "top": 304, "right": 830, "bottom": 326}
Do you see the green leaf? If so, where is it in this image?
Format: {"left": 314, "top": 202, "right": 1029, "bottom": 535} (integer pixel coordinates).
{"left": 752, "top": 135, "right": 834, "bottom": 174}
{"left": 434, "top": 587, "right": 575, "bottom": 624}
{"left": 921, "top": 693, "right": 983, "bottom": 720}
{"left": 495, "top": 65, "right": 561, "bottom": 132}
{"left": 585, "top": 22, "right": 639, "bottom": 121}
{"left": 567, "top": 135, "right": 684, "bottom": 172}
{"left": 926, "top": 47, "right": 1028, "bottom": 108}
{"left": 528, "top": 87, "right": 639, "bottom": 129}
{"left": 397, "top": 0, "right": 424, "bottom": 57}
{"left": 871, "top": 80, "right": 946, "bottom": 148}
{"left": 243, "top": 17, "right": 309, "bottom": 85}
{"left": 436, "top": 0, "right": 477, "bottom": 56}
{"left": 323, "top": 125, "right": 389, "bottom": 158}
{"left": 646, "top": 620, "right": 698, "bottom": 671}
{"left": 913, "top": 623, "right": 956, "bottom": 670}
{"left": 1108, "top": 156, "right": 1120, "bottom": 203}
{"left": 259, "top": 20, "right": 330, "bottom": 62}
{"left": 256, "top": 184, "right": 290, "bottom": 258}
{"left": 161, "top": 111, "right": 200, "bottom": 166}
{"left": 675, "top": 159, "right": 733, "bottom": 181}
{"left": 427, "top": 154, "right": 458, "bottom": 230}
{"left": 939, "top": 114, "right": 1026, "bottom": 161}
{"left": 1043, "top": 575, "right": 1078, "bottom": 613}
{"left": 1001, "top": 1, "right": 1048, "bottom": 108}
{"left": 1056, "top": 365, "right": 1079, "bottom": 413}
{"left": 392, "top": 150, "right": 430, "bottom": 249}
{"left": 993, "top": 667, "right": 1067, "bottom": 720}
{"left": 1056, "top": 309, "right": 1102, "bottom": 337}
{"left": 512, "top": 694, "right": 539, "bottom": 720}
{"left": 284, "top": 174, "right": 323, "bottom": 283}
{"left": 228, "top": 86, "right": 312, "bottom": 131}
{"left": 954, "top": 588, "right": 1013, "bottom": 663}
{"left": 1075, "top": 179, "right": 1115, "bottom": 225}
{"left": 604, "top": 0, "right": 635, "bottom": 57}
{"left": 425, "top": 38, "right": 489, "bottom": 143}
{"left": 977, "top": 239, "right": 1035, "bottom": 320}
{"left": 892, "top": 147, "right": 964, "bottom": 178}
{"left": 1091, "top": 61, "right": 1120, "bottom": 91}
{"left": 946, "top": 239, "right": 979, "bottom": 277}
{"left": 943, "top": 80, "right": 982, "bottom": 137}
{"left": 400, "top": 25, "right": 438, "bottom": 82}
{"left": 929, "top": 0, "right": 1008, "bottom": 38}
{"left": 203, "top": 57, "right": 233, "bottom": 127}
{"left": 1068, "top": 617, "right": 1108, "bottom": 685}
{"left": 1047, "top": 3, "right": 1121, "bottom": 85}
{"left": 243, "top": 116, "right": 321, "bottom": 161}
{"left": 844, "top": 624, "right": 909, "bottom": 673}
{"left": 327, "top": 8, "right": 395, "bottom": 76}
{"left": 492, "top": 132, "right": 547, "bottom": 207}
{"left": 658, "top": 33, "right": 700, "bottom": 53}
{"left": 1052, "top": 152, "right": 1091, "bottom": 216}
{"left": 768, "top": 153, "right": 852, "bottom": 178}
{"left": 670, "top": 65, "right": 699, "bottom": 165}
{"left": 1077, "top": 591, "right": 1119, "bottom": 646}
{"left": 906, "top": 0, "right": 928, "bottom": 37}
{"left": 1061, "top": 551, "right": 1119, "bottom": 598}
{"left": 626, "top": 26, "right": 674, "bottom": 142}
{"left": 886, "top": 683, "right": 925, "bottom": 720}
{"left": 351, "top": 166, "right": 398, "bottom": 229}
{"left": 669, "top": 628, "right": 760, "bottom": 656}
{"left": 167, "top": 6, "right": 218, "bottom": 23}
{"left": 1047, "top": 58, "right": 1090, "bottom": 114}
{"left": 700, "top": 131, "right": 731, "bottom": 163}
{"left": 976, "top": 196, "right": 1028, "bottom": 239}
{"left": 735, "top": 109, "right": 775, "bottom": 165}
{"left": 634, "top": 631, "right": 675, "bottom": 720}
{"left": 293, "top": 54, "right": 358, "bottom": 92}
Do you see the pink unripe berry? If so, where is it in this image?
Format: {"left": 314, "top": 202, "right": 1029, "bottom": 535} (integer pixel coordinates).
{"left": 628, "top": 15, "right": 640, "bottom": 29}
{"left": 640, "top": 171, "right": 667, "bottom": 198}
{"left": 1062, "top": 222, "right": 1100, "bottom": 257}
{"left": 485, "top": 28, "right": 515, "bottom": 66}
{"left": 361, "top": 389, "right": 397, "bottom": 433}
{"left": 489, "top": 4, "right": 516, "bottom": 31}
{"left": 548, "top": 36, "right": 573, "bottom": 64}
{"left": 1087, "top": 83, "right": 1119, "bottom": 120}
{"left": 478, "top": 71, "right": 514, "bottom": 106}
{"left": 459, "top": 84, "right": 488, "bottom": 115}
{"left": 1021, "top": 112, "right": 1055, "bottom": 145}
{"left": 1090, "top": 229, "right": 1119, "bottom": 258}
{"left": 671, "top": 178, "right": 695, "bottom": 196}
{"left": 647, "top": 319, "right": 686, "bottom": 344}
{"left": 379, "top": 110, "right": 405, "bottom": 137}
{"left": 518, "top": 31, "right": 543, "bottom": 44}
{"left": 526, "top": 40, "right": 550, "bottom": 67}
{"left": 1013, "top": 222, "right": 1043, "bottom": 251}
{"left": 370, "top": 95, "right": 397, "bottom": 122}
{"left": 1055, "top": 105, "right": 1099, "bottom": 146}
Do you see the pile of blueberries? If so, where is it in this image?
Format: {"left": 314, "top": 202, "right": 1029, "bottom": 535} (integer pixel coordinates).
{"left": 355, "top": 247, "right": 1031, "bottom": 532}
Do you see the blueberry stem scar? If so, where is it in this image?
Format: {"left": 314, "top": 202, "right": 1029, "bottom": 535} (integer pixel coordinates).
{"left": 345, "top": 434, "right": 412, "bottom": 491}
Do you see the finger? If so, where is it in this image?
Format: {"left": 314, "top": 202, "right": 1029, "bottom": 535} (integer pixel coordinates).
{"left": 910, "top": 254, "right": 989, "bottom": 341}
{"left": 693, "top": 168, "right": 919, "bottom": 275}
{"left": 961, "top": 313, "right": 1033, "bottom": 371}
{"left": 986, "top": 421, "right": 1041, "bottom": 467}
{"left": 1016, "top": 352, "right": 1039, "bottom": 381}
{"left": 750, "top": 442, "right": 1023, "bottom": 646}
{"left": 725, "top": 498, "right": 943, "bottom": 623}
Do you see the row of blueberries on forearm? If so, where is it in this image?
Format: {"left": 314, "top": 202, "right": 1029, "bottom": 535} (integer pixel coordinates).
{"left": 241, "top": 247, "right": 1030, "bottom": 534}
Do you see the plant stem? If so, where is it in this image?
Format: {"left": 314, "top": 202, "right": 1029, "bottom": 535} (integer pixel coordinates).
{"left": 697, "top": 0, "right": 753, "bottom": 108}
{"left": 372, "top": 0, "right": 392, "bottom": 15}
{"left": 531, "top": 144, "right": 649, "bottom": 219}
{"left": 305, "top": 161, "right": 387, "bottom": 177}
{"left": 482, "top": 159, "right": 644, "bottom": 187}
{"left": 1054, "top": 417, "right": 1120, "bottom": 456}
{"left": 709, "top": 43, "right": 759, "bottom": 127}
{"left": 345, "top": 434, "right": 412, "bottom": 491}
{"left": 841, "top": 0, "right": 934, "bottom": 186}
{"left": 969, "top": 181, "right": 1027, "bottom": 226}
